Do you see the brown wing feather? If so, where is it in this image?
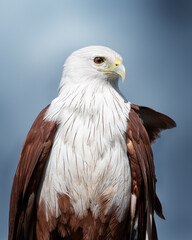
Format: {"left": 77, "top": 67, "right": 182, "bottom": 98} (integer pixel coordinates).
{"left": 131, "top": 104, "right": 176, "bottom": 143}
{"left": 9, "top": 105, "right": 57, "bottom": 240}
{"left": 127, "top": 104, "right": 175, "bottom": 239}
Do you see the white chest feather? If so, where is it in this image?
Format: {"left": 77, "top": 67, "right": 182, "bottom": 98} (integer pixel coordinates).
{"left": 38, "top": 82, "right": 131, "bottom": 222}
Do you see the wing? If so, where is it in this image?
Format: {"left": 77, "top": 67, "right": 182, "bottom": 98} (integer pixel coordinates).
{"left": 9, "top": 105, "right": 57, "bottom": 240}
{"left": 126, "top": 104, "right": 176, "bottom": 240}
{"left": 131, "top": 104, "right": 176, "bottom": 143}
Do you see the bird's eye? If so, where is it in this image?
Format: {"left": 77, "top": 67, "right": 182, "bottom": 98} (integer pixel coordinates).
{"left": 94, "top": 57, "right": 105, "bottom": 64}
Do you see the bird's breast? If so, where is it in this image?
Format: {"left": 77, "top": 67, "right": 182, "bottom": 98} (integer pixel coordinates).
{"left": 38, "top": 92, "right": 131, "bottom": 223}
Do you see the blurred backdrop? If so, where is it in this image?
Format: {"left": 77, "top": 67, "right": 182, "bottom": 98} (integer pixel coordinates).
{"left": 0, "top": 0, "right": 192, "bottom": 239}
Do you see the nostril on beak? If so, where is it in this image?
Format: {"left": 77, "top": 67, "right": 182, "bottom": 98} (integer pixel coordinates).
{"left": 114, "top": 60, "right": 122, "bottom": 67}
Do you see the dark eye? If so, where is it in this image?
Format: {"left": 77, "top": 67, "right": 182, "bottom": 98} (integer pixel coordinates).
{"left": 94, "top": 57, "right": 105, "bottom": 64}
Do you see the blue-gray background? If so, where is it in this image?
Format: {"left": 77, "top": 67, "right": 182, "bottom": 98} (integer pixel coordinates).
{"left": 0, "top": 0, "right": 191, "bottom": 239}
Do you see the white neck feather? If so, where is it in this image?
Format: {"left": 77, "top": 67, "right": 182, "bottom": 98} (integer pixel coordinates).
{"left": 45, "top": 74, "right": 128, "bottom": 123}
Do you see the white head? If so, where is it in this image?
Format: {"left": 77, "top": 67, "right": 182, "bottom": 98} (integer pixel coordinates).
{"left": 59, "top": 46, "right": 126, "bottom": 92}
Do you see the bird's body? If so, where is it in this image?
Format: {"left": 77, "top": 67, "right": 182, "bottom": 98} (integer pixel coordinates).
{"left": 9, "top": 46, "right": 176, "bottom": 240}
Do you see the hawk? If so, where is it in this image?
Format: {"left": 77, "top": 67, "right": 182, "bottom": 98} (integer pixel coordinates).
{"left": 9, "top": 46, "right": 176, "bottom": 240}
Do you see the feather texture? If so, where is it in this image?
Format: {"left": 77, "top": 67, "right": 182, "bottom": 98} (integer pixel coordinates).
{"left": 39, "top": 79, "right": 131, "bottom": 223}
{"left": 131, "top": 104, "right": 176, "bottom": 143}
{"left": 126, "top": 104, "right": 176, "bottom": 240}
{"left": 9, "top": 106, "right": 57, "bottom": 240}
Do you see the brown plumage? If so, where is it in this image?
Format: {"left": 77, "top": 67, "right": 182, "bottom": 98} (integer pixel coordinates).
{"left": 9, "top": 106, "right": 57, "bottom": 240}
{"left": 127, "top": 104, "right": 176, "bottom": 240}
{"left": 9, "top": 104, "right": 176, "bottom": 240}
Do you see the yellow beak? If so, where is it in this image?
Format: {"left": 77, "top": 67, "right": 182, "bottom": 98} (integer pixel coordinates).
{"left": 99, "top": 60, "right": 126, "bottom": 83}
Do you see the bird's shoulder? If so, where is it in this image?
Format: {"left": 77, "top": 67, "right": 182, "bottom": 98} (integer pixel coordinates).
{"left": 126, "top": 103, "right": 175, "bottom": 239}
{"left": 9, "top": 105, "right": 57, "bottom": 240}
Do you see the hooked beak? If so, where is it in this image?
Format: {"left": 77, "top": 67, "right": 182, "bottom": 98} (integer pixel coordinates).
{"left": 99, "top": 60, "right": 126, "bottom": 83}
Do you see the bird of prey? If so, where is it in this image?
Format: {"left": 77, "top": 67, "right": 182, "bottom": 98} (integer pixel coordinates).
{"left": 9, "top": 46, "right": 176, "bottom": 240}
